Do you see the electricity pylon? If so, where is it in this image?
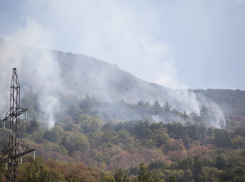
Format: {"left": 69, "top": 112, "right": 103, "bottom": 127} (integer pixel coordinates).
{"left": 0, "top": 68, "right": 35, "bottom": 182}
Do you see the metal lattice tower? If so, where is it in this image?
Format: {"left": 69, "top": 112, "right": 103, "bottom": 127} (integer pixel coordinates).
{"left": 0, "top": 68, "right": 35, "bottom": 182}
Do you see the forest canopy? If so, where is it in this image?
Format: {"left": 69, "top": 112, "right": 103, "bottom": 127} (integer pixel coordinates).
{"left": 1, "top": 93, "right": 245, "bottom": 181}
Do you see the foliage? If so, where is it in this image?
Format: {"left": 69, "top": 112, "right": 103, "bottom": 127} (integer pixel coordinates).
{"left": 1, "top": 94, "right": 245, "bottom": 181}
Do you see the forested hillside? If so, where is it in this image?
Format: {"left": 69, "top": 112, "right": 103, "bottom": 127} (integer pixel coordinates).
{"left": 193, "top": 89, "right": 245, "bottom": 123}
{"left": 1, "top": 40, "right": 245, "bottom": 181}
{"left": 44, "top": 49, "right": 245, "bottom": 122}
{"left": 1, "top": 95, "right": 245, "bottom": 181}
{"left": 1, "top": 39, "right": 245, "bottom": 124}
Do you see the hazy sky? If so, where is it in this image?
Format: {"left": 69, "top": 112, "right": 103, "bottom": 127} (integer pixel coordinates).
{"left": 0, "top": 0, "right": 245, "bottom": 90}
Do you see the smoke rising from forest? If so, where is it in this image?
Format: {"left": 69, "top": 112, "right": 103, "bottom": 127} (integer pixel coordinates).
{"left": 0, "top": 19, "right": 226, "bottom": 128}
{"left": 166, "top": 89, "right": 225, "bottom": 128}
{"left": 0, "top": 20, "right": 61, "bottom": 128}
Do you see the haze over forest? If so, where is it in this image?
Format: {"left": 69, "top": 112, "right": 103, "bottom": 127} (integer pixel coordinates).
{"left": 0, "top": 39, "right": 233, "bottom": 129}
{"left": 0, "top": 1, "right": 245, "bottom": 182}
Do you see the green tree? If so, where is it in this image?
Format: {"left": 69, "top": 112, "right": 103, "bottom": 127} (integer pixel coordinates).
{"left": 137, "top": 163, "right": 162, "bottom": 182}
{"left": 43, "top": 126, "right": 64, "bottom": 143}
{"left": 152, "top": 101, "right": 162, "bottom": 115}
{"left": 69, "top": 132, "right": 89, "bottom": 154}
{"left": 114, "top": 168, "right": 128, "bottom": 182}
{"left": 27, "top": 118, "right": 40, "bottom": 133}
{"left": 82, "top": 116, "right": 102, "bottom": 133}
{"left": 215, "top": 154, "right": 227, "bottom": 170}
{"left": 193, "top": 156, "right": 202, "bottom": 182}
{"left": 169, "top": 175, "right": 176, "bottom": 182}
{"left": 164, "top": 102, "right": 171, "bottom": 112}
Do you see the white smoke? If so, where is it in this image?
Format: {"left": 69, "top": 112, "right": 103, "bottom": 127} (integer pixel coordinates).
{"left": 0, "top": 42, "right": 23, "bottom": 115}
{"left": 0, "top": 19, "right": 61, "bottom": 128}
{"left": 0, "top": 2, "right": 226, "bottom": 129}
{"left": 166, "top": 89, "right": 225, "bottom": 128}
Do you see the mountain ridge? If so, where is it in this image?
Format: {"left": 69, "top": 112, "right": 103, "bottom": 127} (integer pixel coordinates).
{"left": 0, "top": 39, "right": 245, "bottom": 125}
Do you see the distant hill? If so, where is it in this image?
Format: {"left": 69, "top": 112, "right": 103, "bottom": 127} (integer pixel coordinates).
{"left": 0, "top": 39, "right": 245, "bottom": 125}
{"left": 193, "top": 89, "right": 245, "bottom": 123}
{"left": 55, "top": 50, "right": 169, "bottom": 103}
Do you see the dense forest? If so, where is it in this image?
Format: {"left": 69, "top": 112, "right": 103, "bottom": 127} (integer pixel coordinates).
{"left": 1, "top": 40, "right": 245, "bottom": 181}
{"left": 1, "top": 94, "right": 245, "bottom": 181}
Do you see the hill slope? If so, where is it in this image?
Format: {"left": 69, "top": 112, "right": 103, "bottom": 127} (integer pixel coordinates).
{"left": 0, "top": 39, "right": 245, "bottom": 125}
{"left": 193, "top": 89, "right": 245, "bottom": 123}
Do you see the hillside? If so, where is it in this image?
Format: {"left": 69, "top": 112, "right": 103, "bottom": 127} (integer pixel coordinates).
{"left": 193, "top": 89, "right": 245, "bottom": 124}
{"left": 1, "top": 39, "right": 245, "bottom": 126}
{"left": 1, "top": 40, "right": 245, "bottom": 181}
{"left": 55, "top": 50, "right": 169, "bottom": 103}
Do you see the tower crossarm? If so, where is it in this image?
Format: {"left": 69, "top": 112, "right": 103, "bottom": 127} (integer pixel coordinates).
{"left": 2, "top": 109, "right": 10, "bottom": 121}
{"left": 3, "top": 109, "right": 27, "bottom": 121}
{"left": 0, "top": 148, "right": 10, "bottom": 162}
{"left": 0, "top": 150, "right": 35, "bottom": 163}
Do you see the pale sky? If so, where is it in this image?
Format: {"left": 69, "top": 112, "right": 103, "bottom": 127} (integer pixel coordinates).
{"left": 0, "top": 0, "right": 245, "bottom": 90}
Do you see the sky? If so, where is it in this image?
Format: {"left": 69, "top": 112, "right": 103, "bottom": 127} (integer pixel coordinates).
{"left": 0, "top": 0, "right": 245, "bottom": 90}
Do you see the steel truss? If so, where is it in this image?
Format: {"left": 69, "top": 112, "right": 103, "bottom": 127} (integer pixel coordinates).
{"left": 0, "top": 68, "right": 35, "bottom": 182}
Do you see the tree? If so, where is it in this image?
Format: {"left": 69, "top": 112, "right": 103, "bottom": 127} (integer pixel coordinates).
{"left": 199, "top": 105, "right": 209, "bottom": 121}
{"left": 219, "top": 173, "right": 224, "bottom": 182}
{"left": 198, "top": 167, "right": 222, "bottom": 182}
{"left": 193, "top": 156, "right": 202, "bottom": 182}
{"left": 215, "top": 154, "right": 227, "bottom": 170}
{"left": 43, "top": 126, "right": 64, "bottom": 143}
{"left": 183, "top": 111, "right": 189, "bottom": 121}
{"left": 137, "top": 163, "right": 162, "bottom": 182}
{"left": 69, "top": 132, "right": 89, "bottom": 154}
{"left": 190, "top": 112, "right": 199, "bottom": 122}
{"left": 82, "top": 116, "right": 102, "bottom": 133}
{"left": 27, "top": 118, "right": 40, "bottom": 133}
{"left": 164, "top": 102, "right": 171, "bottom": 112}
{"left": 152, "top": 101, "right": 162, "bottom": 115}
{"left": 114, "top": 168, "right": 128, "bottom": 182}
{"left": 60, "top": 135, "right": 69, "bottom": 148}
{"left": 138, "top": 163, "right": 150, "bottom": 182}
{"left": 169, "top": 175, "right": 176, "bottom": 182}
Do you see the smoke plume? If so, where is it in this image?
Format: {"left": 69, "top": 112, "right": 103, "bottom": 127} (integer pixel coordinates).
{"left": 0, "top": 17, "right": 226, "bottom": 129}
{"left": 0, "top": 19, "right": 61, "bottom": 128}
